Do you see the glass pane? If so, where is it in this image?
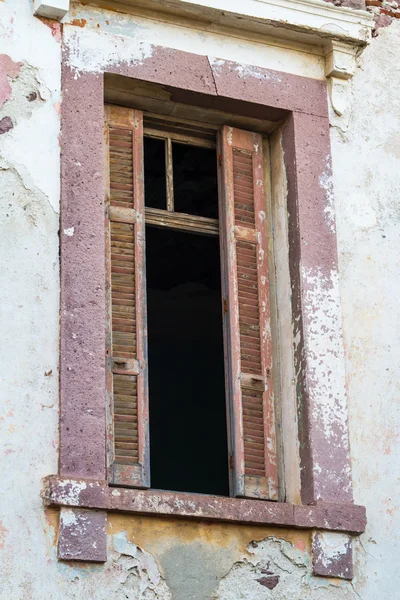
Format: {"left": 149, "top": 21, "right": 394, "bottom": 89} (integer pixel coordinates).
{"left": 172, "top": 142, "right": 218, "bottom": 219}
{"left": 144, "top": 136, "right": 167, "bottom": 210}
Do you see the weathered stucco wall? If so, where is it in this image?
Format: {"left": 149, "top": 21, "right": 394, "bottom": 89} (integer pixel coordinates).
{"left": 0, "top": 0, "right": 399, "bottom": 598}
{"left": 332, "top": 20, "right": 400, "bottom": 598}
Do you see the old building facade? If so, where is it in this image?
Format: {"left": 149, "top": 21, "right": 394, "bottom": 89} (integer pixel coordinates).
{"left": 0, "top": 0, "right": 399, "bottom": 598}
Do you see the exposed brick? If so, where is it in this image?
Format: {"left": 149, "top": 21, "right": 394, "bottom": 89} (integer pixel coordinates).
{"left": 323, "top": 0, "right": 366, "bottom": 9}
{"left": 324, "top": 0, "right": 398, "bottom": 31}
{"left": 374, "top": 13, "right": 394, "bottom": 28}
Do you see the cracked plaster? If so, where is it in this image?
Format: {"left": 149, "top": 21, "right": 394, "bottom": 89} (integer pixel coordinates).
{"left": 54, "top": 531, "right": 358, "bottom": 600}
{"left": 213, "top": 536, "right": 357, "bottom": 599}
{"left": 0, "top": 0, "right": 399, "bottom": 598}
{"left": 64, "top": 2, "right": 325, "bottom": 79}
{"left": 330, "top": 20, "right": 400, "bottom": 599}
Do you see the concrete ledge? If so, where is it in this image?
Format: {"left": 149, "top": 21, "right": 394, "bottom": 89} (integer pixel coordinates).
{"left": 43, "top": 476, "right": 367, "bottom": 534}
{"left": 87, "top": 0, "right": 373, "bottom": 46}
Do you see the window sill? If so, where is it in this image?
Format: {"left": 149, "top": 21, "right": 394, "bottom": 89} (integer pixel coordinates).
{"left": 43, "top": 476, "right": 366, "bottom": 535}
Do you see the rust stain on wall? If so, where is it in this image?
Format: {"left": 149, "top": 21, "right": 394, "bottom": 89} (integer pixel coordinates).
{"left": 108, "top": 513, "right": 310, "bottom": 570}
{"left": 107, "top": 515, "right": 311, "bottom": 600}
{"left": 37, "top": 18, "right": 62, "bottom": 42}
{"left": 71, "top": 19, "right": 87, "bottom": 28}
{"left": 0, "top": 520, "right": 9, "bottom": 550}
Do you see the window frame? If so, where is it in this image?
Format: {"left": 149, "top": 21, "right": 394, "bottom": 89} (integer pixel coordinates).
{"left": 143, "top": 117, "right": 220, "bottom": 235}
{"left": 54, "top": 45, "right": 365, "bottom": 571}
{"left": 104, "top": 108, "right": 279, "bottom": 500}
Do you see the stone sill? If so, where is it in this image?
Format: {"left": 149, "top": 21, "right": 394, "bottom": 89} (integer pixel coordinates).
{"left": 43, "top": 476, "right": 366, "bottom": 534}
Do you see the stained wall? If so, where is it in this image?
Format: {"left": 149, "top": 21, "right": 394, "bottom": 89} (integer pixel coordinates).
{"left": 0, "top": 0, "right": 399, "bottom": 598}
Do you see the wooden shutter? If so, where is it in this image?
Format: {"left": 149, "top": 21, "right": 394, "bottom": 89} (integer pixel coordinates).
{"left": 105, "top": 105, "right": 150, "bottom": 488}
{"left": 218, "top": 126, "right": 278, "bottom": 500}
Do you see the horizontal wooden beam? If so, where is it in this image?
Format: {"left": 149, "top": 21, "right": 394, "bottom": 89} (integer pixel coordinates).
{"left": 145, "top": 207, "right": 219, "bottom": 236}
{"left": 144, "top": 127, "right": 215, "bottom": 149}
{"left": 43, "top": 476, "right": 367, "bottom": 535}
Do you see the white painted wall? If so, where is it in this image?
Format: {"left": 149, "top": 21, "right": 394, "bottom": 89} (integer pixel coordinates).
{"left": 332, "top": 21, "right": 400, "bottom": 596}
{"left": 0, "top": 0, "right": 399, "bottom": 598}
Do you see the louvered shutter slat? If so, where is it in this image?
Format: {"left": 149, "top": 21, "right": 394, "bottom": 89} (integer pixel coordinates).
{"left": 218, "top": 126, "right": 278, "bottom": 500}
{"left": 105, "top": 106, "right": 149, "bottom": 488}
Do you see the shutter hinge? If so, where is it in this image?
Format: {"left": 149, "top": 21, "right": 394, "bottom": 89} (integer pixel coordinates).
{"left": 223, "top": 298, "right": 229, "bottom": 313}
{"left": 229, "top": 454, "right": 234, "bottom": 471}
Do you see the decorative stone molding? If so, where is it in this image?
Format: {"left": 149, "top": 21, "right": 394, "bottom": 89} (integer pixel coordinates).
{"left": 33, "top": 0, "right": 371, "bottom": 119}
{"left": 91, "top": 0, "right": 374, "bottom": 46}
{"left": 33, "top": 0, "right": 69, "bottom": 20}
{"left": 32, "top": 0, "right": 371, "bottom": 119}
{"left": 33, "top": 0, "right": 374, "bottom": 45}
{"left": 325, "top": 40, "right": 358, "bottom": 116}
{"left": 325, "top": 40, "right": 357, "bottom": 80}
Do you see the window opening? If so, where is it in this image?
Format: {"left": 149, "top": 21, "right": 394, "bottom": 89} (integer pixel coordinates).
{"left": 172, "top": 142, "right": 219, "bottom": 219}
{"left": 144, "top": 133, "right": 229, "bottom": 496}
{"left": 143, "top": 137, "right": 167, "bottom": 210}
{"left": 105, "top": 106, "right": 277, "bottom": 499}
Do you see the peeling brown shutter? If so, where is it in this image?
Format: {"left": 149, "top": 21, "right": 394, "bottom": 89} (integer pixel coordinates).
{"left": 218, "top": 126, "right": 278, "bottom": 500}
{"left": 105, "top": 105, "right": 149, "bottom": 488}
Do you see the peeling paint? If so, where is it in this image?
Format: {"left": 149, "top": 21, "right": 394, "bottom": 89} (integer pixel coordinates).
{"left": 64, "top": 27, "right": 154, "bottom": 75}
{"left": 0, "top": 0, "right": 399, "bottom": 598}
{"left": 0, "top": 54, "right": 22, "bottom": 108}
{"left": 214, "top": 536, "right": 357, "bottom": 599}
{"left": 64, "top": 3, "right": 324, "bottom": 80}
{"left": 301, "top": 265, "right": 351, "bottom": 500}
{"left": 319, "top": 155, "right": 336, "bottom": 234}
{"left": 312, "top": 532, "right": 352, "bottom": 579}
{"left": 57, "top": 480, "right": 87, "bottom": 506}
{"left": 0, "top": 115, "right": 12, "bottom": 133}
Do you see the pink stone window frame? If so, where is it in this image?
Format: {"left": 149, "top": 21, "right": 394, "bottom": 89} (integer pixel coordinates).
{"left": 53, "top": 44, "right": 366, "bottom": 571}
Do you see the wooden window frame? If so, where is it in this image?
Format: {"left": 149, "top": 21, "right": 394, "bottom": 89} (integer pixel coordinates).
{"left": 53, "top": 44, "right": 366, "bottom": 574}
{"left": 105, "top": 109, "right": 279, "bottom": 499}
{"left": 143, "top": 116, "right": 219, "bottom": 236}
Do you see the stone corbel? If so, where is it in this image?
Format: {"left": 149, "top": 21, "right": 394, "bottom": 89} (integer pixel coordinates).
{"left": 325, "top": 41, "right": 358, "bottom": 117}
{"left": 33, "top": 0, "right": 69, "bottom": 20}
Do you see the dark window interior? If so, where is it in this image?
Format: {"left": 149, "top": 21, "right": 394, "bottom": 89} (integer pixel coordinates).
{"left": 172, "top": 142, "right": 219, "bottom": 218}
{"left": 145, "top": 140, "right": 229, "bottom": 496}
{"left": 144, "top": 136, "right": 167, "bottom": 210}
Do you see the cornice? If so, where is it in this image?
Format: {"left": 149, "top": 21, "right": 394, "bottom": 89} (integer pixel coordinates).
{"left": 34, "top": 1, "right": 371, "bottom": 134}
{"left": 35, "top": 0, "right": 373, "bottom": 46}
{"left": 129, "top": 0, "right": 374, "bottom": 45}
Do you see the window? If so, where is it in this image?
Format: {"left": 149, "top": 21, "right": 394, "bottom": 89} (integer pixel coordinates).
{"left": 56, "top": 53, "right": 362, "bottom": 568}
{"left": 105, "top": 105, "right": 277, "bottom": 501}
